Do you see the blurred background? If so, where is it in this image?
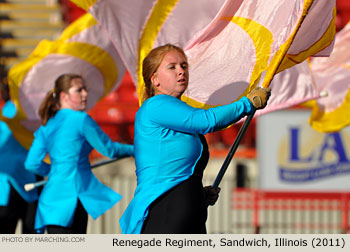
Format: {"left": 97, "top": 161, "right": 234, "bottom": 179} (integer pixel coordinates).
{"left": 1, "top": 0, "right": 350, "bottom": 234}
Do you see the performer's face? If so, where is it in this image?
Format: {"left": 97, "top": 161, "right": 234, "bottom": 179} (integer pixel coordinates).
{"left": 61, "top": 78, "right": 88, "bottom": 111}
{"left": 151, "top": 50, "right": 189, "bottom": 99}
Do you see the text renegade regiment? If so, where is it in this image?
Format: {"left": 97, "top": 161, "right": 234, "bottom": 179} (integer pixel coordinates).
{"left": 112, "top": 238, "right": 216, "bottom": 248}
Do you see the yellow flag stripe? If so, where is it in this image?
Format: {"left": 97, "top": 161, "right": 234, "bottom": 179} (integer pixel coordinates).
{"left": 230, "top": 17, "right": 273, "bottom": 95}
{"left": 60, "top": 13, "right": 98, "bottom": 41}
{"left": 137, "top": 0, "right": 179, "bottom": 105}
{"left": 7, "top": 13, "right": 117, "bottom": 148}
{"left": 263, "top": 0, "right": 315, "bottom": 88}
{"left": 9, "top": 41, "right": 117, "bottom": 119}
{"left": 8, "top": 41, "right": 55, "bottom": 122}
{"left": 8, "top": 13, "right": 99, "bottom": 121}
{"left": 69, "top": 0, "right": 97, "bottom": 11}
{"left": 7, "top": 40, "right": 118, "bottom": 149}
{"left": 309, "top": 89, "right": 350, "bottom": 132}
{"left": 277, "top": 6, "right": 336, "bottom": 73}
{"left": 57, "top": 42, "right": 118, "bottom": 96}
{"left": 181, "top": 95, "right": 213, "bottom": 109}
{"left": 182, "top": 17, "right": 274, "bottom": 109}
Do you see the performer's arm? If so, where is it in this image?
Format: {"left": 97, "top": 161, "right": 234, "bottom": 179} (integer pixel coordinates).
{"left": 82, "top": 113, "right": 134, "bottom": 159}
{"left": 25, "top": 128, "right": 50, "bottom": 176}
{"left": 146, "top": 95, "right": 253, "bottom": 134}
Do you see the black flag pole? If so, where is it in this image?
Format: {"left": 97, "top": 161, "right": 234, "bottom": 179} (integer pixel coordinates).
{"left": 212, "top": 0, "right": 313, "bottom": 188}
{"left": 212, "top": 109, "right": 256, "bottom": 188}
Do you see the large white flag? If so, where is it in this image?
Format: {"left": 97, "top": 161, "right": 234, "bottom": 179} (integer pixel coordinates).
{"left": 8, "top": 0, "right": 336, "bottom": 148}
{"left": 259, "top": 22, "right": 350, "bottom": 133}
{"left": 72, "top": 0, "right": 335, "bottom": 109}
{"left": 257, "top": 60, "right": 318, "bottom": 116}
{"left": 182, "top": 0, "right": 335, "bottom": 108}
{"left": 70, "top": 0, "right": 231, "bottom": 102}
{"left": 7, "top": 13, "right": 126, "bottom": 148}
{"left": 307, "top": 22, "right": 350, "bottom": 132}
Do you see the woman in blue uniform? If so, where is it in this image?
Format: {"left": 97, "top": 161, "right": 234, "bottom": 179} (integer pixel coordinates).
{"left": 0, "top": 84, "right": 39, "bottom": 234}
{"left": 25, "top": 73, "right": 134, "bottom": 234}
{"left": 120, "top": 44, "right": 270, "bottom": 234}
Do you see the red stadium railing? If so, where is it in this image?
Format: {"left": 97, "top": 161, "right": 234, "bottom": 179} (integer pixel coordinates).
{"left": 232, "top": 188, "right": 350, "bottom": 234}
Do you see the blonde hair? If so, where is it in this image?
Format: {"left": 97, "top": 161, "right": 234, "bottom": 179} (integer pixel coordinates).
{"left": 39, "top": 73, "right": 82, "bottom": 125}
{"left": 142, "top": 44, "right": 187, "bottom": 102}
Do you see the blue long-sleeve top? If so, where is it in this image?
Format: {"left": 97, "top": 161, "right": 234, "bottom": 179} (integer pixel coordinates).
{"left": 119, "top": 94, "right": 253, "bottom": 233}
{"left": 0, "top": 101, "right": 38, "bottom": 206}
{"left": 25, "top": 108, "right": 134, "bottom": 232}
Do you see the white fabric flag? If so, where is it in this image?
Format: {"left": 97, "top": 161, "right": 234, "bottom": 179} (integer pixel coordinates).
{"left": 7, "top": 13, "right": 125, "bottom": 148}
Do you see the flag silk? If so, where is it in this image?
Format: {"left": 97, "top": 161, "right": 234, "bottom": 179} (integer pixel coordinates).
{"left": 72, "top": 0, "right": 335, "bottom": 109}
{"left": 306, "top": 22, "right": 350, "bottom": 133}
{"left": 7, "top": 13, "right": 126, "bottom": 149}
{"left": 254, "top": 60, "right": 319, "bottom": 117}
{"left": 182, "top": 0, "right": 335, "bottom": 108}
{"left": 71, "top": 0, "right": 228, "bottom": 104}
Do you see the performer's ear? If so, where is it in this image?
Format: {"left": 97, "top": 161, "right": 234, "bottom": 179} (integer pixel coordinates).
{"left": 151, "top": 73, "right": 160, "bottom": 87}
{"left": 59, "top": 91, "right": 69, "bottom": 107}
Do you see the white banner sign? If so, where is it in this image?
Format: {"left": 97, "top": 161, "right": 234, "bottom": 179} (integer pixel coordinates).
{"left": 258, "top": 109, "right": 350, "bottom": 191}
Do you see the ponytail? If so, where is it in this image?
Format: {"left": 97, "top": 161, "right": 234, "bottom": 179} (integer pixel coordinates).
{"left": 38, "top": 89, "right": 59, "bottom": 125}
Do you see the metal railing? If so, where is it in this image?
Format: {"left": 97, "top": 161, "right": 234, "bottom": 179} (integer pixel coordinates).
{"left": 232, "top": 188, "right": 350, "bottom": 234}
{"left": 17, "top": 169, "right": 349, "bottom": 234}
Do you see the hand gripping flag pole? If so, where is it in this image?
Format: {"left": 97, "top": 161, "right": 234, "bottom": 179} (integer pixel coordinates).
{"left": 212, "top": 71, "right": 264, "bottom": 188}
{"left": 212, "top": 109, "right": 256, "bottom": 189}
{"left": 24, "top": 157, "right": 119, "bottom": 191}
